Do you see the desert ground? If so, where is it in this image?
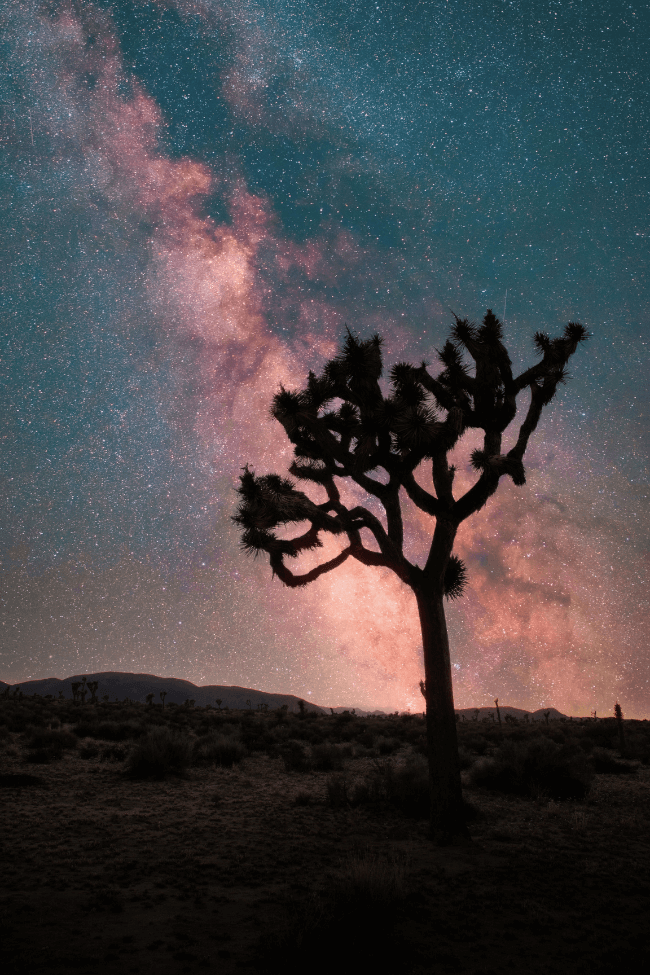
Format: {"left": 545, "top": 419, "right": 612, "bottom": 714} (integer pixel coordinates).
{"left": 1, "top": 698, "right": 649, "bottom": 975}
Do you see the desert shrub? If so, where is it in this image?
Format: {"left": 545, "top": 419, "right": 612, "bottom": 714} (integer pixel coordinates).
{"left": 0, "top": 772, "right": 45, "bottom": 787}
{"left": 578, "top": 720, "right": 617, "bottom": 749}
{"left": 382, "top": 755, "right": 430, "bottom": 817}
{"left": 79, "top": 742, "right": 100, "bottom": 759}
{"left": 347, "top": 755, "right": 430, "bottom": 817}
{"left": 353, "top": 726, "right": 375, "bottom": 750}
{"left": 194, "top": 732, "right": 246, "bottom": 767}
{"left": 623, "top": 733, "right": 650, "bottom": 764}
{"left": 335, "top": 711, "right": 355, "bottom": 728}
{"left": 544, "top": 727, "right": 568, "bottom": 745}
{"left": 86, "top": 886, "right": 125, "bottom": 914}
{"left": 373, "top": 735, "right": 401, "bottom": 756}
{"left": 458, "top": 732, "right": 490, "bottom": 755}
{"left": 196, "top": 714, "right": 227, "bottom": 734}
{"left": 24, "top": 747, "right": 58, "bottom": 764}
{"left": 334, "top": 850, "right": 407, "bottom": 908}
{"left": 410, "top": 733, "right": 428, "bottom": 756}
{"left": 125, "top": 726, "right": 194, "bottom": 778}
{"left": 73, "top": 719, "right": 143, "bottom": 741}
{"left": 467, "top": 737, "right": 593, "bottom": 800}
{"left": 281, "top": 739, "right": 311, "bottom": 772}
{"left": 24, "top": 726, "right": 76, "bottom": 762}
{"left": 240, "top": 722, "right": 275, "bottom": 753}
{"left": 293, "top": 788, "right": 317, "bottom": 806}
{"left": 101, "top": 744, "right": 127, "bottom": 762}
{"left": 311, "top": 742, "right": 345, "bottom": 771}
{"left": 326, "top": 773, "right": 350, "bottom": 808}
{"left": 5, "top": 706, "right": 45, "bottom": 733}
{"left": 590, "top": 747, "right": 636, "bottom": 774}
{"left": 28, "top": 728, "right": 78, "bottom": 751}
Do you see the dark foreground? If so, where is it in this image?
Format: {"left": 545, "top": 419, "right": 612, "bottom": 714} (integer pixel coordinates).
{"left": 1, "top": 701, "right": 649, "bottom": 975}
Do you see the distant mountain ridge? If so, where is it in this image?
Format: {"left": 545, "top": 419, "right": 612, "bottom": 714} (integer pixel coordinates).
{"left": 0, "top": 672, "right": 328, "bottom": 713}
{"left": 455, "top": 705, "right": 567, "bottom": 723}
{"left": 0, "top": 672, "right": 567, "bottom": 719}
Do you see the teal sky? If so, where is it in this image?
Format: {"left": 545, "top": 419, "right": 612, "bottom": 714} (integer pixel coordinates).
{"left": 1, "top": 1, "right": 648, "bottom": 715}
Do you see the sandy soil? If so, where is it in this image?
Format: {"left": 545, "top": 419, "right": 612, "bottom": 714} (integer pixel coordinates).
{"left": 1, "top": 737, "right": 649, "bottom": 975}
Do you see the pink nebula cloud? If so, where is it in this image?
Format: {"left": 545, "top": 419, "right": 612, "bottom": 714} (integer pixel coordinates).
{"left": 12, "top": 2, "right": 646, "bottom": 716}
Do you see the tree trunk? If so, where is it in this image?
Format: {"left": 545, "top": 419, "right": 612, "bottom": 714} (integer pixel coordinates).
{"left": 416, "top": 589, "right": 470, "bottom": 844}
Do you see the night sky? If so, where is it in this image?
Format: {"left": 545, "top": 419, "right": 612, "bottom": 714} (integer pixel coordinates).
{"left": 1, "top": 0, "right": 648, "bottom": 715}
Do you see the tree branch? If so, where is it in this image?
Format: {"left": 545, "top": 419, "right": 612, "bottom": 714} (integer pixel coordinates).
{"left": 401, "top": 471, "right": 442, "bottom": 517}
{"left": 384, "top": 481, "right": 404, "bottom": 551}
{"left": 270, "top": 547, "right": 353, "bottom": 587}
{"left": 507, "top": 384, "right": 545, "bottom": 461}
{"left": 431, "top": 451, "right": 455, "bottom": 507}
{"left": 345, "top": 504, "right": 404, "bottom": 564}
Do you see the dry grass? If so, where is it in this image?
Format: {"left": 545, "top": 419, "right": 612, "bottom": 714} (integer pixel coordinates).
{"left": 1, "top": 704, "right": 649, "bottom": 974}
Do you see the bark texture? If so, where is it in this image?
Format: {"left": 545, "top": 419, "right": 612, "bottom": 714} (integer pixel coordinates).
{"left": 417, "top": 590, "right": 470, "bottom": 842}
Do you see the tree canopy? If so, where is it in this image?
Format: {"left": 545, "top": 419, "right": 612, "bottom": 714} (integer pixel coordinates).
{"left": 234, "top": 311, "right": 589, "bottom": 595}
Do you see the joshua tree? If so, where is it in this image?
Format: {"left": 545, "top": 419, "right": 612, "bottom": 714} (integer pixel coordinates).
{"left": 146, "top": 693, "right": 154, "bottom": 707}
{"left": 233, "top": 311, "right": 588, "bottom": 841}
{"left": 614, "top": 702, "right": 626, "bottom": 755}
{"left": 216, "top": 698, "right": 222, "bottom": 710}
{"left": 79, "top": 676, "right": 88, "bottom": 705}
{"left": 160, "top": 690, "right": 167, "bottom": 710}
{"left": 71, "top": 681, "right": 81, "bottom": 705}
{"left": 494, "top": 698, "right": 502, "bottom": 730}
{"left": 543, "top": 709, "right": 551, "bottom": 726}
{"left": 87, "top": 681, "right": 99, "bottom": 705}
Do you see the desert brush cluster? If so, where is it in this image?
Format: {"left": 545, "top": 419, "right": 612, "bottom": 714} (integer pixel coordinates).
{"left": 1, "top": 690, "right": 649, "bottom": 975}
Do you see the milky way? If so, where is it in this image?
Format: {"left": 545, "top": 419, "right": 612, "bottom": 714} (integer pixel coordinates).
{"left": 1, "top": 0, "right": 648, "bottom": 715}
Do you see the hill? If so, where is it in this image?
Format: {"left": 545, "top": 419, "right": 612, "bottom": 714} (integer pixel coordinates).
{"left": 0, "top": 672, "right": 327, "bottom": 713}
{"left": 456, "top": 705, "right": 567, "bottom": 722}
{"left": 1, "top": 673, "right": 566, "bottom": 719}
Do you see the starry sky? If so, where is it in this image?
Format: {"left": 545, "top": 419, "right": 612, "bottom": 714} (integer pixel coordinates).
{"left": 1, "top": 0, "right": 648, "bottom": 715}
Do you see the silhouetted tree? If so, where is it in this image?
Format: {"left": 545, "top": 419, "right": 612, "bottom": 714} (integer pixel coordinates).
{"left": 146, "top": 693, "right": 154, "bottom": 707}
{"left": 234, "top": 311, "right": 588, "bottom": 841}
{"left": 215, "top": 698, "right": 222, "bottom": 710}
{"left": 71, "top": 682, "right": 81, "bottom": 705}
{"left": 614, "top": 701, "right": 626, "bottom": 755}
{"left": 160, "top": 690, "right": 167, "bottom": 710}
{"left": 87, "top": 681, "right": 99, "bottom": 705}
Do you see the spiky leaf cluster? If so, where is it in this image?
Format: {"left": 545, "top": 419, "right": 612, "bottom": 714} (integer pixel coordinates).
{"left": 233, "top": 466, "right": 344, "bottom": 560}
{"left": 234, "top": 311, "right": 589, "bottom": 595}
